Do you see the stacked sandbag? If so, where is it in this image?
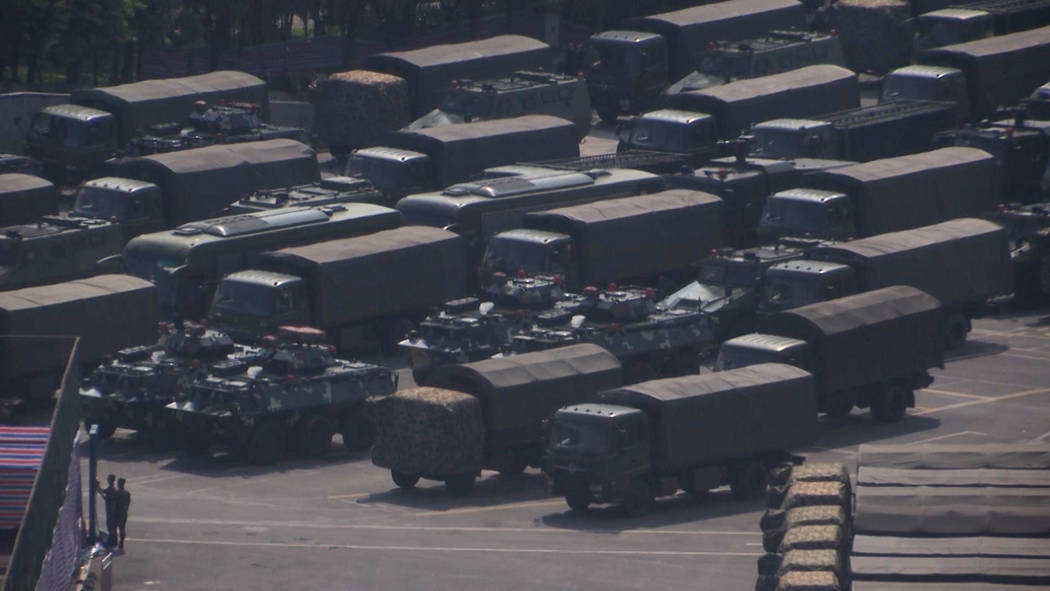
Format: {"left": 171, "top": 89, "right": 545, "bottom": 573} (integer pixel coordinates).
{"left": 756, "top": 462, "right": 850, "bottom": 591}
{"left": 830, "top": 0, "right": 913, "bottom": 74}
{"left": 370, "top": 387, "right": 484, "bottom": 476}
{"left": 308, "top": 70, "right": 410, "bottom": 156}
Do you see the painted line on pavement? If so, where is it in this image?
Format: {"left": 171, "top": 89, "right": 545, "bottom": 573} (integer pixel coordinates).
{"left": 413, "top": 499, "right": 567, "bottom": 517}
{"left": 920, "top": 388, "right": 992, "bottom": 400}
{"left": 913, "top": 387, "right": 1050, "bottom": 416}
{"left": 913, "top": 431, "right": 986, "bottom": 444}
{"left": 131, "top": 537, "right": 763, "bottom": 557}
{"left": 1035, "top": 430, "right": 1050, "bottom": 442}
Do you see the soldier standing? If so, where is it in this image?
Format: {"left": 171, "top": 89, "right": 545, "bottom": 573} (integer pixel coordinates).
{"left": 114, "top": 478, "right": 131, "bottom": 550}
{"left": 95, "top": 474, "right": 117, "bottom": 546}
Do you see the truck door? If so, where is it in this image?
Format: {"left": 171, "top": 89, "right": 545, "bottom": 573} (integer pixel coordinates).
{"left": 613, "top": 414, "right": 651, "bottom": 480}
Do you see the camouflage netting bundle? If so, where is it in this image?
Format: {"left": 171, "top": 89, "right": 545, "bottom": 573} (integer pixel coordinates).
{"left": 370, "top": 387, "right": 484, "bottom": 475}
{"left": 308, "top": 70, "right": 410, "bottom": 155}
{"left": 780, "top": 481, "right": 850, "bottom": 511}
{"left": 768, "top": 463, "right": 850, "bottom": 507}
{"left": 778, "top": 549, "right": 844, "bottom": 581}
{"left": 778, "top": 525, "right": 847, "bottom": 553}
{"left": 762, "top": 505, "right": 850, "bottom": 552}
{"left": 830, "top": 0, "right": 913, "bottom": 74}
{"left": 774, "top": 569, "right": 841, "bottom": 591}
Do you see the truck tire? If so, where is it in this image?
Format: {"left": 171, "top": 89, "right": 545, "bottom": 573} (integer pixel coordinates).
{"left": 391, "top": 470, "right": 420, "bottom": 489}
{"left": 730, "top": 462, "right": 769, "bottom": 500}
{"left": 248, "top": 421, "right": 286, "bottom": 465}
{"left": 497, "top": 458, "right": 527, "bottom": 476}
{"left": 597, "top": 107, "right": 619, "bottom": 123}
{"left": 445, "top": 474, "right": 476, "bottom": 496}
{"left": 622, "top": 479, "right": 654, "bottom": 517}
{"left": 295, "top": 415, "right": 333, "bottom": 458}
{"left": 823, "top": 397, "right": 853, "bottom": 419}
{"left": 565, "top": 487, "right": 590, "bottom": 512}
{"left": 871, "top": 384, "right": 909, "bottom": 423}
{"left": 946, "top": 312, "right": 969, "bottom": 349}
{"left": 85, "top": 418, "right": 116, "bottom": 440}
{"left": 341, "top": 411, "right": 375, "bottom": 452}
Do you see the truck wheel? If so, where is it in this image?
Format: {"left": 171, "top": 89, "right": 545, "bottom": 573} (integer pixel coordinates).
{"left": 871, "top": 384, "right": 909, "bottom": 423}
{"left": 295, "top": 415, "right": 333, "bottom": 458}
{"left": 823, "top": 398, "right": 853, "bottom": 419}
{"left": 444, "top": 474, "right": 476, "bottom": 496}
{"left": 730, "top": 462, "right": 769, "bottom": 501}
{"left": 596, "top": 107, "right": 619, "bottom": 123}
{"left": 946, "top": 313, "right": 969, "bottom": 349}
{"left": 622, "top": 479, "right": 654, "bottom": 517}
{"left": 341, "top": 412, "right": 376, "bottom": 452}
{"left": 565, "top": 489, "right": 590, "bottom": 512}
{"left": 391, "top": 470, "right": 420, "bottom": 489}
{"left": 248, "top": 421, "right": 286, "bottom": 465}
{"left": 85, "top": 418, "right": 116, "bottom": 440}
{"left": 497, "top": 459, "right": 527, "bottom": 476}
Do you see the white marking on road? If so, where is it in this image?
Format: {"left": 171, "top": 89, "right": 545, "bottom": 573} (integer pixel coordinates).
{"left": 971, "top": 328, "right": 1050, "bottom": 341}
{"left": 920, "top": 388, "right": 991, "bottom": 400}
{"left": 798, "top": 445, "right": 856, "bottom": 457}
{"left": 1001, "top": 352, "right": 1050, "bottom": 362}
{"left": 913, "top": 431, "right": 987, "bottom": 444}
{"left": 913, "top": 387, "right": 1050, "bottom": 416}
{"left": 127, "top": 473, "right": 188, "bottom": 486}
{"left": 1035, "top": 431, "right": 1050, "bottom": 442}
{"left": 131, "top": 537, "right": 763, "bottom": 557}
{"left": 413, "top": 499, "right": 567, "bottom": 517}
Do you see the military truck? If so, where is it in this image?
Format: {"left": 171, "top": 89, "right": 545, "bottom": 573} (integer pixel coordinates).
{"left": 345, "top": 115, "right": 579, "bottom": 201}
{"left": 396, "top": 165, "right": 665, "bottom": 260}
{"left": 371, "top": 343, "right": 622, "bottom": 495}
{"left": 584, "top": 0, "right": 807, "bottom": 121}
{"left": 27, "top": 71, "right": 268, "bottom": 182}
{"left": 0, "top": 214, "right": 124, "bottom": 291}
{"left": 747, "top": 100, "right": 956, "bottom": 163}
{"left": 662, "top": 65, "right": 861, "bottom": 140}
{"left": 614, "top": 109, "right": 721, "bottom": 165}
{"left": 718, "top": 285, "right": 945, "bottom": 421}
{"left": 124, "top": 203, "right": 402, "bottom": 318}
{"left": 0, "top": 275, "right": 157, "bottom": 405}
{"left": 209, "top": 227, "right": 469, "bottom": 352}
{"left": 916, "top": 0, "right": 1050, "bottom": 49}
{"left": 408, "top": 71, "right": 591, "bottom": 138}
{"left": 883, "top": 26, "right": 1050, "bottom": 122}
{"left": 226, "top": 177, "right": 386, "bottom": 214}
{"left": 506, "top": 286, "right": 716, "bottom": 383}
{"left": 665, "top": 30, "right": 846, "bottom": 95}
{"left": 364, "top": 35, "right": 553, "bottom": 118}
{"left": 544, "top": 363, "right": 818, "bottom": 515}
{"left": 764, "top": 218, "right": 1011, "bottom": 348}
{"left": 127, "top": 101, "right": 303, "bottom": 157}
{"left": 986, "top": 202, "right": 1050, "bottom": 300}
{"left": 167, "top": 326, "right": 397, "bottom": 464}
{"left": 79, "top": 321, "right": 264, "bottom": 442}
{"left": 479, "top": 190, "right": 725, "bottom": 292}
{"left": 757, "top": 147, "right": 999, "bottom": 243}
{"left": 0, "top": 174, "right": 57, "bottom": 226}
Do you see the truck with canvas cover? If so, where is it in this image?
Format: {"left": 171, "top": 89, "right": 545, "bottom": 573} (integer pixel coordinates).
{"left": 210, "top": 227, "right": 469, "bottom": 353}
{"left": 396, "top": 165, "right": 665, "bottom": 260}
{"left": 544, "top": 363, "right": 817, "bottom": 515}
{"left": 747, "top": 100, "right": 956, "bottom": 163}
{"left": 766, "top": 218, "right": 1011, "bottom": 347}
{"left": 665, "top": 30, "right": 846, "bottom": 96}
{"left": 585, "top": 0, "right": 807, "bottom": 121}
{"left": 346, "top": 115, "right": 579, "bottom": 201}
{"left": 915, "top": 0, "right": 1050, "bottom": 49}
{"left": 125, "top": 203, "right": 402, "bottom": 318}
{"left": 479, "top": 190, "right": 726, "bottom": 292}
{"left": 758, "top": 146, "right": 999, "bottom": 242}
{"left": 662, "top": 65, "right": 861, "bottom": 140}
{"left": 408, "top": 71, "right": 591, "bottom": 138}
{"left": 371, "top": 343, "right": 622, "bottom": 495}
{"left": 0, "top": 174, "right": 56, "bottom": 226}
{"left": 718, "top": 285, "right": 945, "bottom": 421}
{"left": 364, "top": 35, "right": 553, "bottom": 118}
{"left": 27, "top": 71, "right": 268, "bottom": 182}
{"left": 168, "top": 326, "right": 398, "bottom": 464}
{"left": 0, "top": 275, "right": 157, "bottom": 405}
{"left": 109, "top": 139, "right": 320, "bottom": 228}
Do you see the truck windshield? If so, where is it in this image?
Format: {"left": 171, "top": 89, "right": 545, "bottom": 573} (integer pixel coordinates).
{"left": 760, "top": 199, "right": 827, "bottom": 238}
{"left": 627, "top": 119, "right": 691, "bottom": 153}
{"left": 346, "top": 155, "right": 408, "bottom": 193}
{"left": 698, "top": 260, "right": 758, "bottom": 288}
{"left": 881, "top": 75, "right": 934, "bottom": 102}
{"left": 715, "top": 346, "right": 779, "bottom": 370}
{"left": 211, "top": 281, "right": 279, "bottom": 317}
{"left": 551, "top": 419, "right": 609, "bottom": 454}
{"left": 123, "top": 250, "right": 185, "bottom": 283}
{"left": 74, "top": 186, "right": 128, "bottom": 219}
{"left": 587, "top": 42, "right": 634, "bottom": 76}
{"left": 763, "top": 277, "right": 822, "bottom": 310}
{"left": 751, "top": 130, "right": 805, "bottom": 159}
{"left": 31, "top": 114, "right": 110, "bottom": 148}
{"left": 482, "top": 237, "right": 550, "bottom": 275}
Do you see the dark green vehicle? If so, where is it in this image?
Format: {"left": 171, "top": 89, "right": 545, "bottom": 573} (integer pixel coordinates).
{"left": 167, "top": 326, "right": 398, "bottom": 464}
{"left": 0, "top": 213, "right": 124, "bottom": 291}
{"left": 544, "top": 363, "right": 817, "bottom": 516}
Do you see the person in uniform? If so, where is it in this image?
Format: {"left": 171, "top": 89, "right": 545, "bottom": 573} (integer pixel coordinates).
{"left": 95, "top": 474, "right": 117, "bottom": 546}
{"left": 114, "top": 478, "right": 131, "bottom": 550}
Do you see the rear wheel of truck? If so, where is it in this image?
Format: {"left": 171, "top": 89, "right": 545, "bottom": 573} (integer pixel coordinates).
{"left": 444, "top": 474, "right": 476, "bottom": 496}
{"left": 597, "top": 108, "right": 619, "bottom": 124}
{"left": 295, "top": 415, "right": 333, "bottom": 458}
{"left": 622, "top": 479, "right": 654, "bottom": 517}
{"left": 391, "top": 470, "right": 420, "bottom": 489}
{"left": 565, "top": 489, "right": 590, "bottom": 512}
{"left": 946, "top": 313, "right": 969, "bottom": 349}
{"left": 823, "top": 398, "right": 853, "bottom": 419}
{"left": 730, "top": 462, "right": 769, "bottom": 501}
{"left": 248, "top": 421, "right": 286, "bottom": 465}
{"left": 341, "top": 411, "right": 376, "bottom": 452}
{"left": 497, "top": 459, "right": 527, "bottom": 476}
{"left": 871, "top": 384, "right": 909, "bottom": 423}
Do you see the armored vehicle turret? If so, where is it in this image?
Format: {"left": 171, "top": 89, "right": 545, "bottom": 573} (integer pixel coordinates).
{"left": 127, "top": 102, "right": 303, "bottom": 156}
{"left": 167, "top": 326, "right": 397, "bottom": 464}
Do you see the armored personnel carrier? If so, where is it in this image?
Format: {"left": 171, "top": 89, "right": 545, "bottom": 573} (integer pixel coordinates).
{"left": 226, "top": 177, "right": 386, "bottom": 213}
{"left": 399, "top": 275, "right": 570, "bottom": 382}
{"left": 79, "top": 321, "right": 262, "bottom": 442}
{"left": 127, "top": 102, "right": 302, "bottom": 156}
{"left": 506, "top": 286, "right": 713, "bottom": 382}
{"left": 167, "top": 326, "right": 397, "bottom": 464}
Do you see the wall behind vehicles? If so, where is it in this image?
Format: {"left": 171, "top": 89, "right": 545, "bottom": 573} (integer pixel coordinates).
{"left": 0, "top": 92, "right": 70, "bottom": 155}
{"left": 595, "top": 363, "right": 817, "bottom": 471}
{"left": 269, "top": 101, "right": 314, "bottom": 144}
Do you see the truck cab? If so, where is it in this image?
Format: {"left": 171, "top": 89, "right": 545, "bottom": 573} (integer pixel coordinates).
{"left": 749, "top": 119, "right": 838, "bottom": 160}
{"left": 881, "top": 65, "right": 970, "bottom": 123}
{"left": 27, "top": 105, "right": 118, "bottom": 183}
{"left": 916, "top": 9, "right": 995, "bottom": 49}
{"left": 68, "top": 177, "right": 165, "bottom": 243}
{"left": 761, "top": 260, "right": 858, "bottom": 312}
{"left": 480, "top": 229, "right": 576, "bottom": 288}
{"left": 616, "top": 109, "right": 719, "bottom": 157}
{"left": 344, "top": 147, "right": 434, "bottom": 200}
{"left": 716, "top": 333, "right": 812, "bottom": 371}
{"left": 209, "top": 270, "right": 311, "bottom": 342}
{"left": 585, "top": 31, "right": 669, "bottom": 122}
{"left": 758, "top": 188, "right": 854, "bottom": 242}
{"left": 933, "top": 116, "right": 1050, "bottom": 202}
